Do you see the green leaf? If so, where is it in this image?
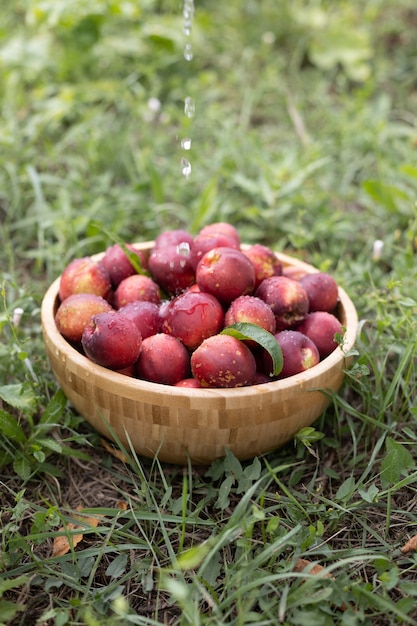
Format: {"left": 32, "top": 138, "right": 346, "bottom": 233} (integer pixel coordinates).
{"left": 0, "top": 409, "right": 26, "bottom": 443}
{"left": 40, "top": 389, "right": 67, "bottom": 425}
{"left": 266, "top": 516, "right": 280, "bottom": 536}
{"left": 37, "top": 438, "right": 63, "bottom": 454}
{"left": 105, "top": 553, "right": 128, "bottom": 579}
{"left": 121, "top": 242, "right": 147, "bottom": 275}
{"left": 32, "top": 448, "right": 45, "bottom": 463}
{"left": 362, "top": 180, "right": 409, "bottom": 213}
{"left": 13, "top": 456, "right": 31, "bottom": 481}
{"left": 379, "top": 565, "right": 400, "bottom": 590}
{"left": 176, "top": 541, "right": 212, "bottom": 570}
{"left": 237, "top": 456, "right": 262, "bottom": 494}
{"left": 224, "top": 447, "right": 243, "bottom": 478}
{"left": 398, "top": 297, "right": 417, "bottom": 307}
{"left": 92, "top": 224, "right": 147, "bottom": 275}
{"left": 0, "top": 383, "right": 37, "bottom": 415}
{"left": 381, "top": 437, "right": 414, "bottom": 486}
{"left": 335, "top": 475, "right": 356, "bottom": 502}
{"left": 221, "top": 323, "right": 282, "bottom": 376}
{"left": 0, "top": 574, "right": 30, "bottom": 594}
{"left": 215, "top": 475, "right": 235, "bottom": 511}
{"left": 295, "top": 427, "right": 325, "bottom": 446}
{"left": 358, "top": 484, "right": 379, "bottom": 503}
{"left": 399, "top": 581, "right": 417, "bottom": 597}
{"left": 0, "top": 600, "right": 25, "bottom": 624}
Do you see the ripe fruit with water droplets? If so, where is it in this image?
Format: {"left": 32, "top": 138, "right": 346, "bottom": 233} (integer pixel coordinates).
{"left": 196, "top": 247, "right": 255, "bottom": 304}
{"left": 198, "top": 222, "right": 240, "bottom": 246}
{"left": 136, "top": 333, "right": 190, "bottom": 385}
{"left": 191, "top": 334, "right": 256, "bottom": 388}
{"left": 118, "top": 301, "right": 161, "bottom": 339}
{"left": 300, "top": 272, "right": 339, "bottom": 313}
{"left": 255, "top": 275, "right": 309, "bottom": 330}
{"left": 148, "top": 244, "right": 195, "bottom": 296}
{"left": 81, "top": 311, "right": 142, "bottom": 370}
{"left": 189, "top": 232, "right": 239, "bottom": 270}
{"left": 161, "top": 290, "right": 224, "bottom": 350}
{"left": 54, "top": 221, "right": 349, "bottom": 388}
{"left": 59, "top": 257, "right": 112, "bottom": 302}
{"left": 297, "top": 311, "right": 343, "bottom": 358}
{"left": 264, "top": 330, "right": 320, "bottom": 379}
{"left": 101, "top": 243, "right": 147, "bottom": 287}
{"left": 55, "top": 293, "right": 113, "bottom": 346}
{"left": 114, "top": 274, "right": 161, "bottom": 308}
{"left": 242, "top": 244, "right": 282, "bottom": 289}
{"left": 224, "top": 295, "right": 276, "bottom": 336}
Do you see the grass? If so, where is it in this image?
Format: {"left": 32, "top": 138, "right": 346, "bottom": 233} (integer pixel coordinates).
{"left": 1, "top": 0, "right": 417, "bottom": 623}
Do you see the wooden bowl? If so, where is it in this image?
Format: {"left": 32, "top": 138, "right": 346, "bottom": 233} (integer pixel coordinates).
{"left": 41, "top": 243, "right": 358, "bottom": 465}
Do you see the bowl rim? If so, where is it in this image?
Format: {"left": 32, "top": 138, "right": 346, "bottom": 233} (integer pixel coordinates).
{"left": 41, "top": 243, "right": 359, "bottom": 406}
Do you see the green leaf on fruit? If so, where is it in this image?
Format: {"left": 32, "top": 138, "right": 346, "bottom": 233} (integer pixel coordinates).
{"left": 120, "top": 242, "right": 147, "bottom": 275}
{"left": 95, "top": 224, "right": 147, "bottom": 274}
{"left": 221, "top": 322, "right": 283, "bottom": 377}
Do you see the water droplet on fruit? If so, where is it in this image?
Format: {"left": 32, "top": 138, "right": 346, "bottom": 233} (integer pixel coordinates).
{"left": 108, "top": 320, "right": 117, "bottom": 330}
{"left": 177, "top": 241, "right": 191, "bottom": 256}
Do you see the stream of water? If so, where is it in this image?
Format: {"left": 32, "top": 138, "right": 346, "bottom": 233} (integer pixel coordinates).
{"left": 180, "top": 0, "right": 195, "bottom": 180}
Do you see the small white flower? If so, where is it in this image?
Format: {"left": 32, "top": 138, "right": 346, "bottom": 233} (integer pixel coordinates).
{"left": 372, "top": 239, "right": 384, "bottom": 261}
{"left": 12, "top": 307, "right": 24, "bottom": 327}
{"left": 147, "top": 97, "right": 161, "bottom": 113}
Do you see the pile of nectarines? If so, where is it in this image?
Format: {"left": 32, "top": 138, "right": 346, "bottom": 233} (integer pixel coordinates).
{"left": 54, "top": 222, "right": 344, "bottom": 388}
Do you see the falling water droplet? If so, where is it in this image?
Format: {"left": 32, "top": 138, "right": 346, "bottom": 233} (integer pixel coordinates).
{"left": 179, "top": 0, "right": 195, "bottom": 180}
{"left": 181, "top": 137, "right": 192, "bottom": 150}
{"left": 183, "top": 0, "right": 194, "bottom": 36}
{"left": 183, "top": 0, "right": 194, "bottom": 19}
{"left": 184, "top": 96, "right": 195, "bottom": 118}
{"left": 184, "top": 42, "right": 193, "bottom": 61}
{"left": 181, "top": 157, "right": 192, "bottom": 179}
